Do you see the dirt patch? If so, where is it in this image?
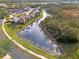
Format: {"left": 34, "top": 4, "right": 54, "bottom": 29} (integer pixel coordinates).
{"left": 62, "top": 10, "right": 79, "bottom": 17}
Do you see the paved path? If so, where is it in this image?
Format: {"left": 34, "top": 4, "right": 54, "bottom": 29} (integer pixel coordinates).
{"left": 9, "top": 43, "right": 38, "bottom": 59}
{"left": 2, "top": 10, "right": 48, "bottom": 59}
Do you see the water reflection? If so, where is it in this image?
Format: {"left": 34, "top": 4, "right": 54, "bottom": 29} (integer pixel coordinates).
{"left": 18, "top": 10, "right": 61, "bottom": 55}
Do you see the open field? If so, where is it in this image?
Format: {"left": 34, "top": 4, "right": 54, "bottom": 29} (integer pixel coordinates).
{"left": 63, "top": 10, "right": 79, "bottom": 17}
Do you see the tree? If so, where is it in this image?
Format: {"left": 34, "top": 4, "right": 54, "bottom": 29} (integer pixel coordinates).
{"left": 0, "top": 40, "right": 10, "bottom": 57}
{"left": 0, "top": 8, "right": 9, "bottom": 19}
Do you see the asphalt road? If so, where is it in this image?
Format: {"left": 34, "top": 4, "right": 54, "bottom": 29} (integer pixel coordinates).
{"left": 9, "top": 43, "right": 37, "bottom": 59}
{"left": 0, "top": 19, "right": 37, "bottom": 59}
{"left": 0, "top": 19, "right": 6, "bottom": 40}
{"left": 2, "top": 10, "right": 48, "bottom": 59}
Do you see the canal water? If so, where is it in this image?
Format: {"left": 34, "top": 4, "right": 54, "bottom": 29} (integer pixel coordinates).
{"left": 18, "top": 10, "right": 61, "bottom": 55}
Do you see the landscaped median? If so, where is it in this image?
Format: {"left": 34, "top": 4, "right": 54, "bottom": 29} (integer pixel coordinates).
{"left": 4, "top": 10, "right": 57, "bottom": 59}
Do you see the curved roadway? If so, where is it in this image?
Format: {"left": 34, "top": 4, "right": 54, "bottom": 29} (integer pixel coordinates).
{"left": 2, "top": 10, "right": 48, "bottom": 59}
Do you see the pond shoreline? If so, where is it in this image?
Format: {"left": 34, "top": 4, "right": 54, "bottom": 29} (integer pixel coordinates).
{"left": 40, "top": 24, "right": 56, "bottom": 43}
{"left": 18, "top": 10, "right": 62, "bottom": 56}
{"left": 40, "top": 23, "right": 64, "bottom": 56}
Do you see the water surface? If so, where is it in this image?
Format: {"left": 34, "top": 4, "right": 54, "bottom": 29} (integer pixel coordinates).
{"left": 18, "top": 10, "right": 61, "bottom": 55}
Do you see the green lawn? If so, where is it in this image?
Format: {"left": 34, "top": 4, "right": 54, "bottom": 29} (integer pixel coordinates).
{"left": 4, "top": 10, "right": 57, "bottom": 59}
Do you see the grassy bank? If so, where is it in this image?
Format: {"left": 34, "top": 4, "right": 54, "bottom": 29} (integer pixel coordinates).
{"left": 4, "top": 10, "right": 57, "bottom": 59}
